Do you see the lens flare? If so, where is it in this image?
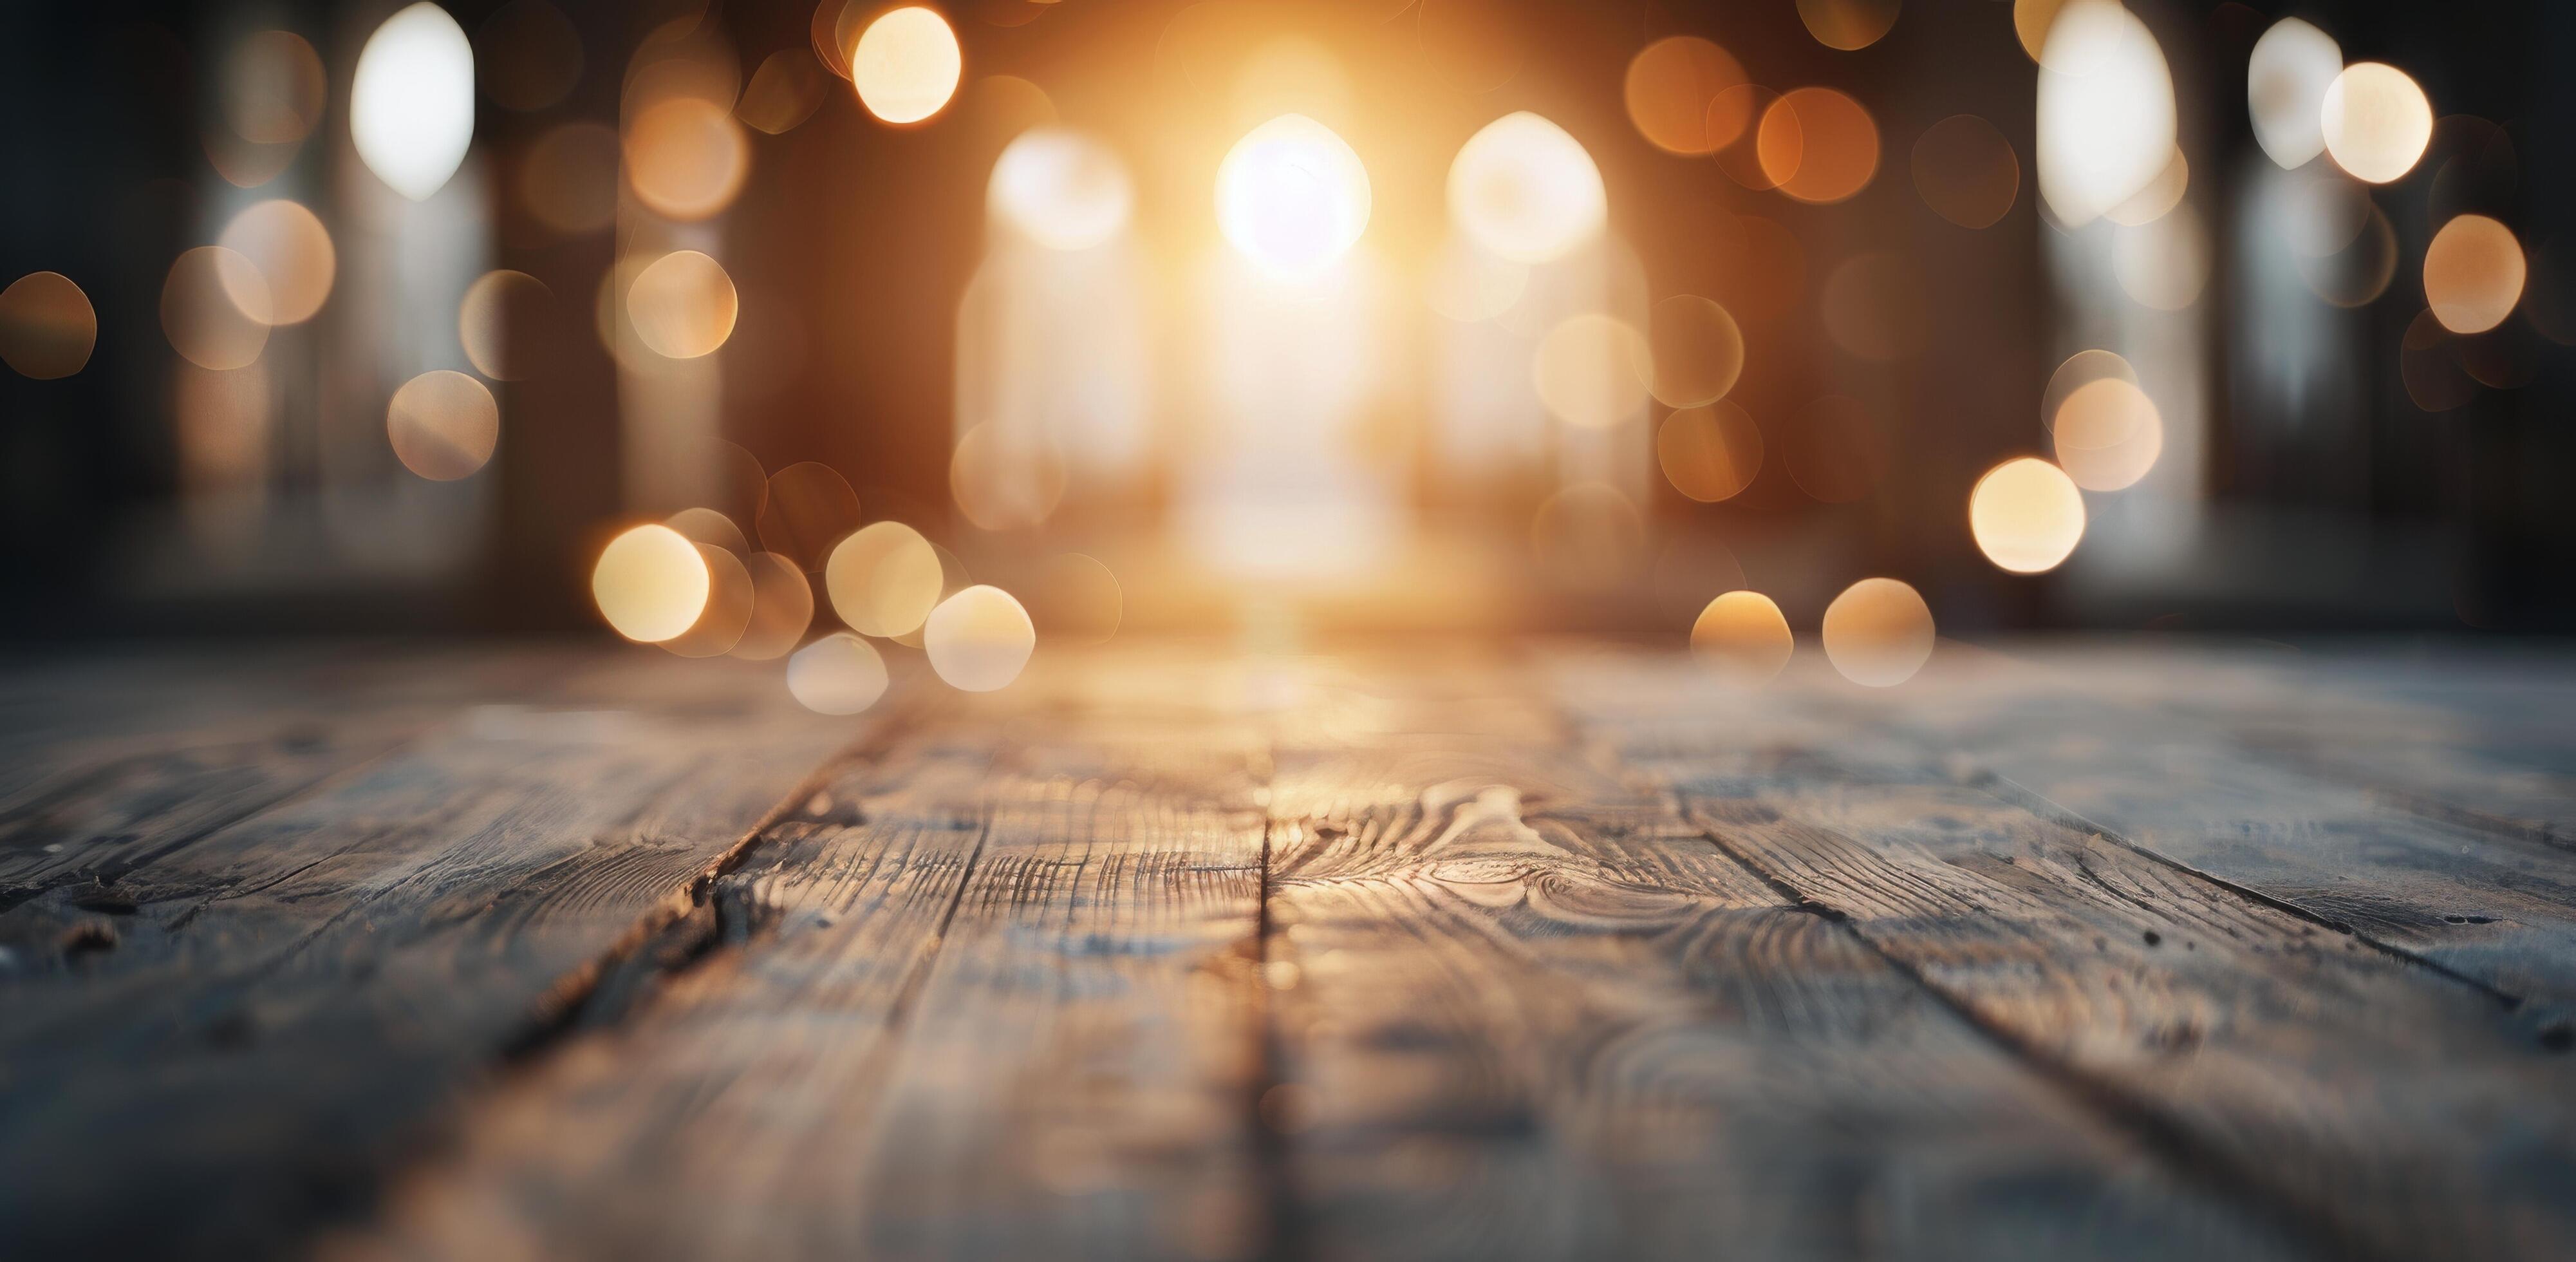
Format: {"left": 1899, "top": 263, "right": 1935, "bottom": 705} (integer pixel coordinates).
{"left": 593, "top": 523, "right": 711, "bottom": 643}
{"left": 1217, "top": 114, "right": 1372, "bottom": 281}
{"left": 352, "top": 3, "right": 476, "bottom": 200}
{"left": 1970, "top": 457, "right": 2086, "bottom": 574}
{"left": 1448, "top": 112, "right": 1605, "bottom": 265}
{"left": 924, "top": 585, "right": 1036, "bottom": 692}
{"left": 1691, "top": 590, "right": 1793, "bottom": 685}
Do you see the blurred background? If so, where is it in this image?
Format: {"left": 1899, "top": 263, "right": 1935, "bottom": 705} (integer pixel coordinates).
{"left": 1, "top": 0, "right": 2569, "bottom": 660}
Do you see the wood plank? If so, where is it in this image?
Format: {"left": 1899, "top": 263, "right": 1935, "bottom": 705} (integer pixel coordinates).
{"left": 1259, "top": 655, "right": 2296, "bottom": 1260}
{"left": 0, "top": 651, "right": 861, "bottom": 1257}
{"left": 348, "top": 653, "right": 1273, "bottom": 1261}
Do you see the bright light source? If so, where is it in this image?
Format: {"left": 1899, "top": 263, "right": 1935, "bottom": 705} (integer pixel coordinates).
{"left": 1690, "top": 590, "right": 1793, "bottom": 685}
{"left": 1216, "top": 114, "right": 1372, "bottom": 282}
{"left": 2246, "top": 18, "right": 2340, "bottom": 169}
{"left": 989, "top": 128, "right": 1132, "bottom": 252}
{"left": 1822, "top": 578, "right": 1934, "bottom": 687}
{"left": 924, "top": 585, "right": 1036, "bottom": 692}
{"left": 351, "top": 3, "right": 476, "bottom": 200}
{"left": 1970, "top": 457, "right": 2086, "bottom": 574}
{"left": 592, "top": 523, "right": 710, "bottom": 643}
{"left": 1448, "top": 111, "right": 1606, "bottom": 264}
{"left": 2321, "top": 62, "right": 2432, "bottom": 185}
{"left": 2423, "top": 214, "right": 2525, "bottom": 334}
{"left": 853, "top": 6, "right": 961, "bottom": 125}
{"left": 788, "top": 632, "right": 888, "bottom": 715}
{"left": 2034, "top": 0, "right": 2174, "bottom": 226}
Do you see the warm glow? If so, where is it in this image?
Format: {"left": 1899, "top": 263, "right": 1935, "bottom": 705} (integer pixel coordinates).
{"left": 662, "top": 546, "right": 754, "bottom": 659}
{"left": 2035, "top": 0, "right": 2175, "bottom": 225}
{"left": 162, "top": 247, "right": 271, "bottom": 371}
{"left": 758, "top": 462, "right": 863, "bottom": 570}
{"left": 1658, "top": 402, "right": 1763, "bottom": 503}
{"left": 1030, "top": 552, "right": 1121, "bottom": 646}
{"left": 852, "top": 6, "right": 962, "bottom": 125}
{"left": 950, "top": 422, "right": 1067, "bottom": 531}
{"left": 386, "top": 370, "right": 499, "bottom": 481}
{"left": 2053, "top": 377, "right": 2163, "bottom": 491}
{"left": 216, "top": 200, "right": 335, "bottom": 326}
{"left": 1970, "top": 457, "right": 2086, "bottom": 574}
{"left": 592, "top": 523, "right": 711, "bottom": 643}
{"left": 1910, "top": 115, "right": 2019, "bottom": 229}
{"left": 1822, "top": 578, "right": 1934, "bottom": 688}
{"left": 2247, "top": 18, "right": 2340, "bottom": 170}
{"left": 626, "top": 96, "right": 751, "bottom": 221}
{"left": 1532, "top": 314, "right": 1650, "bottom": 430}
{"left": 1797, "top": 0, "right": 1899, "bottom": 52}
{"left": 351, "top": 3, "right": 476, "bottom": 201}
{"left": 1690, "top": 590, "right": 1793, "bottom": 686}
{"left": 1623, "top": 37, "right": 1745, "bottom": 156}
{"left": 1644, "top": 296, "right": 1744, "bottom": 408}
{"left": 2321, "top": 63, "right": 2432, "bottom": 185}
{"left": 989, "top": 128, "right": 1133, "bottom": 252}
{"left": 2104, "top": 148, "right": 2187, "bottom": 227}
{"left": 924, "top": 585, "right": 1036, "bottom": 692}
{"left": 1448, "top": 112, "right": 1607, "bottom": 265}
{"left": 1217, "top": 115, "right": 1372, "bottom": 281}
{"left": 221, "top": 31, "right": 326, "bottom": 146}
{"left": 739, "top": 48, "right": 830, "bottom": 135}
{"left": 826, "top": 522, "right": 945, "bottom": 637}
{"left": 627, "top": 250, "right": 738, "bottom": 359}
{"left": 731, "top": 553, "right": 814, "bottom": 661}
{"left": 1758, "top": 88, "right": 1879, "bottom": 204}
{"left": 787, "top": 632, "right": 889, "bottom": 715}
{"left": 1424, "top": 240, "right": 1527, "bottom": 323}
{"left": 458, "top": 270, "right": 550, "bottom": 381}
{"left": 2423, "top": 214, "right": 2525, "bottom": 335}
{"left": 0, "top": 272, "right": 97, "bottom": 379}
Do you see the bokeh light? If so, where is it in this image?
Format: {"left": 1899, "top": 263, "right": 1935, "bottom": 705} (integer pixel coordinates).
{"left": 2040, "top": 349, "right": 2134, "bottom": 427}
{"left": 666, "top": 507, "right": 751, "bottom": 554}
{"left": 216, "top": 200, "right": 335, "bottom": 326}
{"left": 1448, "top": 112, "right": 1607, "bottom": 264}
{"left": 924, "top": 585, "right": 1036, "bottom": 692}
{"left": 1797, "top": 0, "right": 1899, "bottom": 52}
{"left": 731, "top": 553, "right": 815, "bottom": 661}
{"left": 162, "top": 247, "right": 271, "bottom": 371}
{"left": 1217, "top": 115, "right": 1372, "bottom": 281}
{"left": 1785, "top": 395, "right": 1887, "bottom": 504}
{"left": 989, "top": 127, "right": 1133, "bottom": 252}
{"left": 2321, "top": 62, "right": 2432, "bottom": 185}
{"left": 352, "top": 3, "right": 477, "bottom": 201}
{"left": 826, "top": 521, "right": 944, "bottom": 637}
{"left": 626, "top": 250, "right": 738, "bottom": 359}
{"left": 593, "top": 523, "right": 711, "bottom": 643}
{"left": 2113, "top": 207, "right": 2209, "bottom": 311}
{"left": 0, "top": 272, "right": 97, "bottom": 379}
{"left": 2423, "top": 214, "right": 2525, "bottom": 334}
{"left": 1029, "top": 552, "right": 1121, "bottom": 646}
{"left": 1970, "top": 457, "right": 2086, "bottom": 574}
{"left": 458, "top": 270, "right": 552, "bottom": 381}
{"left": 2012, "top": 0, "right": 2069, "bottom": 65}
{"left": 1532, "top": 313, "right": 1650, "bottom": 429}
{"left": 1910, "top": 115, "right": 2019, "bottom": 229}
{"left": 1623, "top": 37, "right": 1744, "bottom": 156}
{"left": 788, "top": 632, "right": 889, "bottom": 715}
{"left": 385, "top": 370, "right": 499, "bottom": 481}
{"left": 758, "top": 462, "right": 863, "bottom": 570}
{"left": 626, "top": 95, "right": 750, "bottom": 221}
{"left": 1823, "top": 578, "right": 1934, "bottom": 687}
{"left": 478, "top": 0, "right": 584, "bottom": 113}
{"left": 739, "top": 48, "right": 831, "bottom": 135}
{"left": 221, "top": 31, "right": 326, "bottom": 146}
{"left": 853, "top": 6, "right": 962, "bottom": 125}
{"left": 1821, "top": 253, "right": 1927, "bottom": 361}
{"left": 1424, "top": 240, "right": 1527, "bottom": 323}
{"left": 521, "top": 122, "right": 622, "bottom": 234}
{"left": 1644, "top": 295, "right": 1744, "bottom": 407}
{"left": 1658, "top": 402, "right": 1764, "bottom": 503}
{"left": 1758, "top": 88, "right": 1878, "bottom": 203}
{"left": 1709, "top": 86, "right": 1784, "bottom": 189}
{"left": 950, "top": 423, "right": 1068, "bottom": 531}
{"left": 662, "top": 545, "right": 755, "bottom": 658}
{"left": 2103, "top": 147, "right": 2187, "bottom": 227}
{"left": 2034, "top": 0, "right": 2174, "bottom": 225}
{"left": 2052, "top": 377, "right": 2163, "bottom": 491}
{"left": 2246, "top": 17, "right": 2340, "bottom": 170}
{"left": 1690, "top": 590, "right": 1793, "bottom": 686}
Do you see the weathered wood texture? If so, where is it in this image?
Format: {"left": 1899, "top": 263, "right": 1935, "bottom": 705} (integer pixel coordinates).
{"left": 8, "top": 638, "right": 2576, "bottom": 1261}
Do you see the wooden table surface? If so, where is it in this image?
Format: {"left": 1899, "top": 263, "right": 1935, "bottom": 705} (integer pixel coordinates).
{"left": 5, "top": 637, "right": 2575, "bottom": 1261}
